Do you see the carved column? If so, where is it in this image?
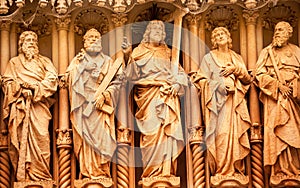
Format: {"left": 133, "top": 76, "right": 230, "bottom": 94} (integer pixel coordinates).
{"left": 198, "top": 18, "right": 205, "bottom": 64}
{"left": 243, "top": 11, "right": 264, "bottom": 188}
{"left": 55, "top": 17, "right": 72, "bottom": 188}
{"left": 171, "top": 7, "right": 188, "bottom": 74}
{"left": 0, "top": 20, "right": 11, "bottom": 188}
{"left": 112, "top": 13, "right": 127, "bottom": 60}
{"left": 182, "top": 19, "right": 190, "bottom": 72}
{"left": 186, "top": 14, "right": 201, "bottom": 73}
{"left": 298, "top": 16, "right": 300, "bottom": 46}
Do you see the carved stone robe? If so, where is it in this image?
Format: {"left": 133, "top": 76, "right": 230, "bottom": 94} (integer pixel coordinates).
{"left": 67, "top": 50, "right": 120, "bottom": 178}
{"left": 192, "top": 50, "right": 251, "bottom": 176}
{"left": 2, "top": 54, "right": 58, "bottom": 181}
{"left": 255, "top": 44, "right": 300, "bottom": 176}
{"left": 126, "top": 43, "right": 187, "bottom": 178}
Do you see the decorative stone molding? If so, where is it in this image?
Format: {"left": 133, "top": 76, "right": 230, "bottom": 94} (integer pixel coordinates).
{"left": 74, "top": 9, "right": 109, "bottom": 35}
{"left": 55, "top": 17, "right": 71, "bottom": 31}
{"left": 17, "top": 11, "right": 52, "bottom": 36}
{"left": 262, "top": 4, "right": 297, "bottom": 30}
{"left": 134, "top": 5, "right": 172, "bottom": 22}
{"left": 0, "top": 130, "right": 8, "bottom": 150}
{"left": 211, "top": 174, "right": 249, "bottom": 187}
{"left": 58, "top": 74, "right": 68, "bottom": 89}
{"left": 270, "top": 174, "right": 300, "bottom": 187}
{"left": 140, "top": 176, "right": 180, "bottom": 188}
{"left": 185, "top": 14, "right": 201, "bottom": 27}
{"left": 250, "top": 123, "right": 263, "bottom": 143}
{"left": 56, "top": 129, "right": 72, "bottom": 148}
{"left": 205, "top": 6, "right": 239, "bottom": 31}
{"left": 0, "top": 20, "right": 11, "bottom": 31}
{"left": 188, "top": 126, "right": 204, "bottom": 145}
{"left": 74, "top": 177, "right": 113, "bottom": 188}
{"left": 111, "top": 13, "right": 128, "bottom": 27}
{"left": 14, "top": 180, "right": 56, "bottom": 188}
{"left": 117, "top": 128, "right": 131, "bottom": 144}
{"left": 243, "top": 10, "right": 259, "bottom": 25}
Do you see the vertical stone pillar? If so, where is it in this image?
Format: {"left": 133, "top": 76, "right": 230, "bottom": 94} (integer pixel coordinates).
{"left": 55, "top": 17, "right": 72, "bottom": 188}
{"left": 182, "top": 19, "right": 190, "bottom": 72}
{"left": 171, "top": 8, "right": 188, "bottom": 74}
{"left": 0, "top": 20, "right": 11, "bottom": 188}
{"left": 198, "top": 18, "right": 206, "bottom": 64}
{"left": 185, "top": 14, "right": 201, "bottom": 73}
{"left": 243, "top": 11, "right": 264, "bottom": 188}
{"left": 112, "top": 13, "right": 131, "bottom": 188}
{"left": 112, "top": 13, "right": 128, "bottom": 61}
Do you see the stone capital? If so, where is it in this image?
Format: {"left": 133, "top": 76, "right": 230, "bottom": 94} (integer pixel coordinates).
{"left": 0, "top": 20, "right": 11, "bottom": 31}
{"left": 56, "top": 129, "right": 72, "bottom": 148}
{"left": 185, "top": 14, "right": 201, "bottom": 27}
{"left": 55, "top": 17, "right": 71, "bottom": 30}
{"left": 0, "top": 130, "right": 8, "bottom": 150}
{"left": 243, "top": 10, "right": 259, "bottom": 25}
{"left": 111, "top": 13, "right": 128, "bottom": 27}
{"left": 58, "top": 74, "right": 68, "bottom": 89}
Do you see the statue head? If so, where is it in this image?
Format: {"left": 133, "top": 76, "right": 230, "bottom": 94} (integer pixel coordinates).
{"left": 141, "top": 20, "right": 166, "bottom": 45}
{"left": 83, "top": 28, "right": 102, "bottom": 53}
{"left": 211, "top": 27, "right": 232, "bottom": 50}
{"left": 272, "top": 21, "right": 293, "bottom": 47}
{"left": 18, "top": 31, "right": 39, "bottom": 60}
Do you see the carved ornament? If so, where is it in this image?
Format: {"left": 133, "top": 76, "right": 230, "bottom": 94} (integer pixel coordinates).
{"left": 74, "top": 177, "right": 113, "bottom": 188}
{"left": 205, "top": 6, "right": 239, "bottom": 31}
{"left": 74, "top": 9, "right": 109, "bottom": 35}
{"left": 140, "top": 176, "right": 180, "bottom": 188}
{"left": 211, "top": 174, "right": 249, "bottom": 188}
{"left": 55, "top": 17, "right": 71, "bottom": 30}
{"left": 185, "top": 14, "right": 201, "bottom": 26}
{"left": 14, "top": 180, "right": 56, "bottom": 188}
{"left": 58, "top": 74, "right": 68, "bottom": 89}
{"left": 270, "top": 174, "right": 300, "bottom": 187}
{"left": 262, "top": 4, "right": 297, "bottom": 30}
{"left": 117, "top": 128, "right": 131, "bottom": 144}
{"left": 17, "top": 10, "right": 52, "bottom": 37}
{"left": 243, "top": 10, "right": 259, "bottom": 25}
{"left": 56, "top": 129, "right": 72, "bottom": 148}
{"left": 188, "top": 126, "right": 204, "bottom": 144}
{"left": 0, "top": 130, "right": 8, "bottom": 150}
{"left": 0, "top": 20, "right": 11, "bottom": 31}
{"left": 111, "top": 13, "right": 128, "bottom": 27}
{"left": 250, "top": 123, "right": 263, "bottom": 143}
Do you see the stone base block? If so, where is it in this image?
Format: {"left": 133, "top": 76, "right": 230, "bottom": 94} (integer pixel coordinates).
{"left": 270, "top": 174, "right": 300, "bottom": 187}
{"left": 14, "top": 180, "right": 56, "bottom": 188}
{"left": 211, "top": 174, "right": 249, "bottom": 188}
{"left": 139, "top": 176, "right": 180, "bottom": 188}
{"left": 74, "top": 177, "right": 113, "bottom": 188}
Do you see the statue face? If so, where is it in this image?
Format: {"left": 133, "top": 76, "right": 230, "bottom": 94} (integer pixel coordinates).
{"left": 84, "top": 30, "right": 102, "bottom": 53}
{"left": 213, "top": 29, "right": 229, "bottom": 48}
{"left": 22, "top": 34, "right": 39, "bottom": 60}
{"left": 273, "top": 24, "right": 289, "bottom": 47}
{"left": 149, "top": 23, "right": 164, "bottom": 44}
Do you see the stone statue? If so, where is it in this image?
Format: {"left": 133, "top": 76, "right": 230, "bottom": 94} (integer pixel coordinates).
{"left": 66, "top": 28, "right": 121, "bottom": 182}
{"left": 122, "top": 20, "right": 187, "bottom": 186}
{"left": 191, "top": 27, "right": 252, "bottom": 186}
{"left": 2, "top": 31, "right": 58, "bottom": 182}
{"left": 255, "top": 21, "right": 300, "bottom": 186}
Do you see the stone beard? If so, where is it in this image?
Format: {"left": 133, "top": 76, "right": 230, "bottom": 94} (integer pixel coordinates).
{"left": 272, "top": 33, "right": 289, "bottom": 47}
{"left": 22, "top": 42, "right": 39, "bottom": 60}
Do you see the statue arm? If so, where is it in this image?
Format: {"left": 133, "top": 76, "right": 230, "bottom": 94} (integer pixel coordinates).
{"left": 31, "top": 57, "right": 58, "bottom": 102}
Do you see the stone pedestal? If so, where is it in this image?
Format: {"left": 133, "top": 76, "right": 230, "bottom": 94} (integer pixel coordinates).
{"left": 139, "top": 176, "right": 180, "bottom": 188}
{"left": 74, "top": 178, "right": 113, "bottom": 188}
{"left": 210, "top": 174, "right": 249, "bottom": 188}
{"left": 14, "top": 180, "right": 56, "bottom": 188}
{"left": 270, "top": 175, "right": 300, "bottom": 187}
